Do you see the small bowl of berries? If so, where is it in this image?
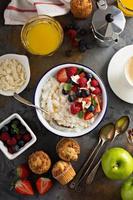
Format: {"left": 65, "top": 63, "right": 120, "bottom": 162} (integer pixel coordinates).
{"left": 0, "top": 113, "right": 37, "bottom": 159}
{"left": 35, "top": 63, "right": 107, "bottom": 137}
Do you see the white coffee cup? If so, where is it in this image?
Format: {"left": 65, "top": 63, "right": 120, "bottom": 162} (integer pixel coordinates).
{"left": 124, "top": 56, "right": 133, "bottom": 87}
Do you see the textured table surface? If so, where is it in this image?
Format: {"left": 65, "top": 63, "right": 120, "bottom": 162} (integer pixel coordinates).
{"left": 0, "top": 1, "right": 133, "bottom": 200}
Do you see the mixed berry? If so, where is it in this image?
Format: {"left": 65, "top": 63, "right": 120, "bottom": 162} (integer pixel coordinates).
{"left": 55, "top": 67, "right": 102, "bottom": 121}
{"left": 0, "top": 119, "right": 32, "bottom": 154}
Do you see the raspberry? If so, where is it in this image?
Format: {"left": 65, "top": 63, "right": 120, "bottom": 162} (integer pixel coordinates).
{"left": 0, "top": 132, "right": 10, "bottom": 142}
{"left": 72, "top": 85, "right": 78, "bottom": 92}
{"left": 23, "top": 133, "right": 32, "bottom": 142}
{"left": 92, "top": 87, "right": 102, "bottom": 95}
{"left": 15, "top": 134, "right": 22, "bottom": 141}
{"left": 67, "top": 29, "right": 77, "bottom": 39}
{"left": 70, "top": 102, "right": 82, "bottom": 114}
{"left": 91, "top": 79, "right": 99, "bottom": 87}
{"left": 78, "top": 77, "right": 87, "bottom": 87}
{"left": 67, "top": 67, "right": 78, "bottom": 77}
{"left": 7, "top": 137, "right": 17, "bottom": 146}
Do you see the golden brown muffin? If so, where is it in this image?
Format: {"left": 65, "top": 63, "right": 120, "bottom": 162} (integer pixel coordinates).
{"left": 28, "top": 151, "right": 51, "bottom": 174}
{"left": 52, "top": 160, "right": 76, "bottom": 185}
{"left": 56, "top": 138, "right": 80, "bottom": 162}
{"left": 70, "top": 0, "right": 93, "bottom": 19}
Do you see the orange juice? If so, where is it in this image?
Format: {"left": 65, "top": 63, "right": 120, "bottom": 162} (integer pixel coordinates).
{"left": 117, "top": 0, "right": 133, "bottom": 17}
{"left": 21, "top": 15, "right": 63, "bottom": 56}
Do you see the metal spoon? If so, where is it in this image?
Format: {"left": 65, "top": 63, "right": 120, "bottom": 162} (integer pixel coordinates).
{"left": 13, "top": 93, "right": 48, "bottom": 114}
{"left": 86, "top": 116, "right": 130, "bottom": 185}
{"left": 69, "top": 123, "right": 115, "bottom": 190}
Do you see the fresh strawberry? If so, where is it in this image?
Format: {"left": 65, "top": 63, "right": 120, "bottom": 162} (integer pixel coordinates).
{"left": 71, "top": 85, "right": 78, "bottom": 92}
{"left": 16, "top": 164, "right": 30, "bottom": 179}
{"left": 7, "top": 137, "right": 17, "bottom": 146}
{"left": 67, "top": 29, "right": 77, "bottom": 39}
{"left": 79, "top": 72, "right": 86, "bottom": 78}
{"left": 56, "top": 68, "right": 68, "bottom": 83}
{"left": 70, "top": 102, "right": 82, "bottom": 114}
{"left": 0, "top": 132, "right": 10, "bottom": 142}
{"left": 23, "top": 133, "right": 32, "bottom": 142}
{"left": 78, "top": 77, "right": 87, "bottom": 87}
{"left": 71, "top": 39, "right": 79, "bottom": 47}
{"left": 84, "top": 112, "right": 94, "bottom": 120}
{"left": 36, "top": 177, "right": 53, "bottom": 195}
{"left": 67, "top": 67, "right": 78, "bottom": 77}
{"left": 92, "top": 87, "right": 102, "bottom": 95}
{"left": 94, "top": 96, "right": 101, "bottom": 113}
{"left": 83, "top": 96, "right": 91, "bottom": 104}
{"left": 15, "top": 180, "right": 34, "bottom": 195}
{"left": 91, "top": 79, "right": 99, "bottom": 87}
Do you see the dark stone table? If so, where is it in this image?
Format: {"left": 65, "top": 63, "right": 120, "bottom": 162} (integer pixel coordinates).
{"left": 0, "top": 1, "right": 133, "bottom": 200}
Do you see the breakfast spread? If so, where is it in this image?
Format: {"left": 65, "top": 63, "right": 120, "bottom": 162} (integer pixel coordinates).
{"left": 56, "top": 138, "right": 80, "bottom": 161}
{"left": 40, "top": 66, "right": 102, "bottom": 131}
{"left": 28, "top": 151, "right": 51, "bottom": 174}
{"left": 52, "top": 160, "right": 76, "bottom": 185}
{"left": 0, "top": 118, "right": 32, "bottom": 154}
{"left": 0, "top": 58, "right": 26, "bottom": 92}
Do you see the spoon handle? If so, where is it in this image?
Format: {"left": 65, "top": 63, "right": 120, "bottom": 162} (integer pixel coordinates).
{"left": 69, "top": 138, "right": 102, "bottom": 190}
{"left": 13, "top": 93, "right": 48, "bottom": 114}
{"left": 86, "top": 159, "right": 101, "bottom": 184}
{"left": 74, "top": 140, "right": 104, "bottom": 190}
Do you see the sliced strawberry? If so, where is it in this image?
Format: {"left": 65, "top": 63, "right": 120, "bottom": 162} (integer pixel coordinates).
{"left": 16, "top": 164, "right": 30, "bottom": 179}
{"left": 92, "top": 87, "right": 102, "bottom": 95}
{"left": 70, "top": 102, "right": 82, "bottom": 114}
{"left": 15, "top": 180, "right": 34, "bottom": 195}
{"left": 36, "top": 177, "right": 53, "bottom": 195}
{"left": 67, "top": 67, "right": 78, "bottom": 77}
{"left": 78, "top": 77, "right": 87, "bottom": 87}
{"left": 56, "top": 68, "right": 68, "bottom": 83}
{"left": 84, "top": 112, "right": 94, "bottom": 120}
{"left": 91, "top": 79, "right": 99, "bottom": 87}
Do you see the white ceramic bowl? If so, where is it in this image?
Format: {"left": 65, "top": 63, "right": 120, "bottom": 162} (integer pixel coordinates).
{"left": 0, "top": 54, "right": 30, "bottom": 96}
{"left": 0, "top": 113, "right": 37, "bottom": 160}
{"left": 35, "top": 63, "right": 107, "bottom": 137}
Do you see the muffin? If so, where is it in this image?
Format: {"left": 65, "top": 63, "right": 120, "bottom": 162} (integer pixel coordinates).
{"left": 52, "top": 161, "right": 76, "bottom": 185}
{"left": 70, "top": 0, "right": 93, "bottom": 19}
{"left": 56, "top": 138, "right": 80, "bottom": 162}
{"left": 28, "top": 151, "right": 51, "bottom": 174}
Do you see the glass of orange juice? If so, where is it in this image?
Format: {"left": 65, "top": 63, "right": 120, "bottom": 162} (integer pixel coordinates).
{"left": 21, "top": 15, "right": 64, "bottom": 56}
{"left": 117, "top": 0, "right": 133, "bottom": 17}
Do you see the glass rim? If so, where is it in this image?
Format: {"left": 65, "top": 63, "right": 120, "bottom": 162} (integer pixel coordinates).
{"left": 21, "top": 15, "right": 64, "bottom": 56}
{"left": 118, "top": 0, "right": 133, "bottom": 12}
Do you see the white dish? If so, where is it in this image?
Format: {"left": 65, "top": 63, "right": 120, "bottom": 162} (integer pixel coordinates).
{"left": 108, "top": 45, "right": 133, "bottom": 104}
{"left": 0, "top": 113, "right": 37, "bottom": 160}
{"left": 35, "top": 63, "right": 107, "bottom": 137}
{"left": 0, "top": 54, "right": 30, "bottom": 96}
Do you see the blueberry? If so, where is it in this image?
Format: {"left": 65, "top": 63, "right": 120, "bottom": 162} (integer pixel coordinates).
{"left": 19, "top": 126, "right": 26, "bottom": 135}
{"left": 76, "top": 89, "right": 83, "bottom": 97}
{"left": 86, "top": 73, "right": 93, "bottom": 80}
{"left": 62, "top": 88, "right": 69, "bottom": 95}
{"left": 10, "top": 128, "right": 16, "bottom": 136}
{"left": 82, "top": 89, "right": 90, "bottom": 97}
{"left": 13, "top": 145, "right": 20, "bottom": 152}
{"left": 18, "top": 140, "right": 25, "bottom": 147}
{"left": 87, "top": 105, "right": 95, "bottom": 112}
{"left": 68, "top": 94, "right": 77, "bottom": 102}
{"left": 1, "top": 125, "right": 9, "bottom": 132}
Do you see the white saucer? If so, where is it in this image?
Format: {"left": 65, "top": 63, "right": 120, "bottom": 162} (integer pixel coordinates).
{"left": 108, "top": 45, "right": 133, "bottom": 104}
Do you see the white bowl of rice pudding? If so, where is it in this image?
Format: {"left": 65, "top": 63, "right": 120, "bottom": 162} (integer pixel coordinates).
{"left": 35, "top": 63, "right": 107, "bottom": 137}
{"left": 0, "top": 54, "right": 30, "bottom": 96}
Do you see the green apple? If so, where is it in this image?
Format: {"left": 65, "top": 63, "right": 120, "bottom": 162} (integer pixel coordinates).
{"left": 121, "top": 177, "right": 133, "bottom": 200}
{"left": 101, "top": 147, "right": 133, "bottom": 180}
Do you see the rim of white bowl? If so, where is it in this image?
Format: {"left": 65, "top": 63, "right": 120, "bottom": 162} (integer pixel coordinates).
{"left": 34, "top": 63, "right": 107, "bottom": 137}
